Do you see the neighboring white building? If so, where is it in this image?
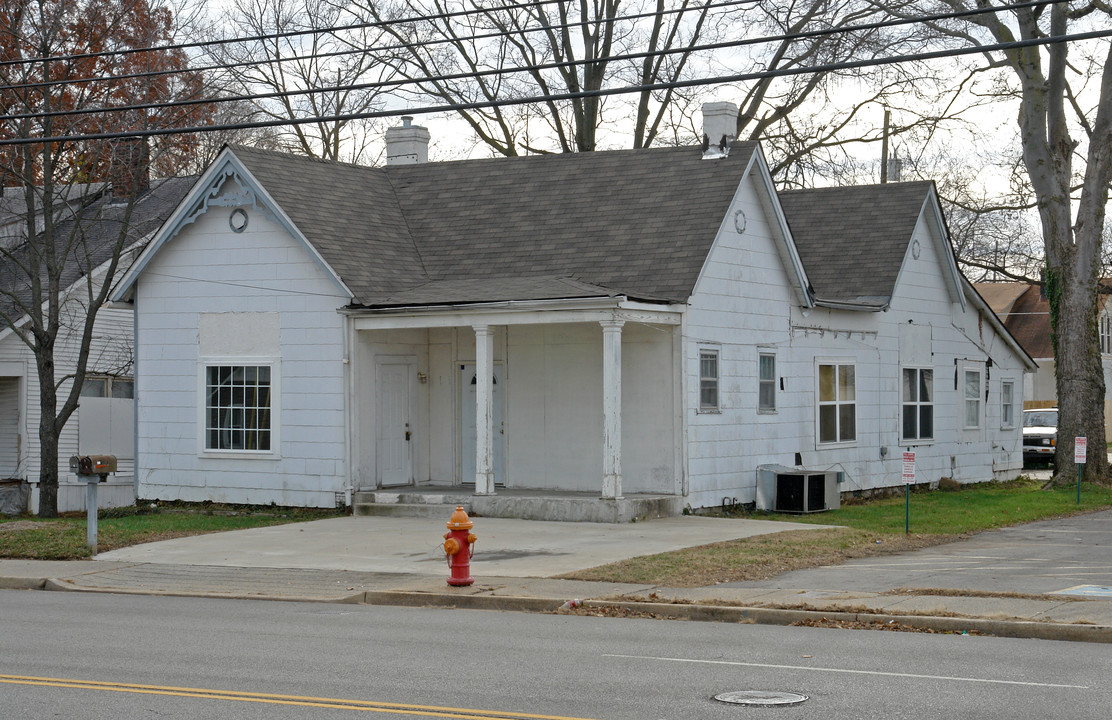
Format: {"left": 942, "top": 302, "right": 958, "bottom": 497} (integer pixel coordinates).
{"left": 112, "top": 109, "right": 1035, "bottom": 521}
{"left": 0, "top": 178, "right": 192, "bottom": 513}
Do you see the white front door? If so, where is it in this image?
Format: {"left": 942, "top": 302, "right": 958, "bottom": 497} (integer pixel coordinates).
{"left": 376, "top": 361, "right": 414, "bottom": 487}
{"left": 461, "top": 363, "right": 504, "bottom": 485}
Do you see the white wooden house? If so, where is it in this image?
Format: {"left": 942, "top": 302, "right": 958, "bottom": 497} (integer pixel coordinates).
{"left": 112, "top": 108, "right": 1035, "bottom": 521}
{"left": 0, "top": 178, "right": 191, "bottom": 513}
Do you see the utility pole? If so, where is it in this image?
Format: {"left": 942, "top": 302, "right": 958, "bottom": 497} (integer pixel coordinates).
{"left": 881, "top": 109, "right": 890, "bottom": 184}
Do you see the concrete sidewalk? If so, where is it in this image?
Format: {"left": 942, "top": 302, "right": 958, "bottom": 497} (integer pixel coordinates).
{"left": 3, "top": 512, "right": 1112, "bottom": 643}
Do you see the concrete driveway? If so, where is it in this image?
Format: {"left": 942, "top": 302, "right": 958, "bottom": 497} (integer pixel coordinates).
{"left": 96, "top": 514, "right": 832, "bottom": 577}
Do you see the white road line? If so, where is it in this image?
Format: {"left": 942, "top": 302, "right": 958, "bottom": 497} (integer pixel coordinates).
{"left": 602, "top": 654, "right": 1089, "bottom": 689}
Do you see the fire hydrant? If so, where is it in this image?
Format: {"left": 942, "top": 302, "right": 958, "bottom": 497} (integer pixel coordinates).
{"left": 444, "top": 505, "right": 477, "bottom": 586}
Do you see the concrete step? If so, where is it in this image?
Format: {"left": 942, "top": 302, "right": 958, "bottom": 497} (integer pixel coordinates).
{"left": 353, "top": 490, "right": 473, "bottom": 507}
{"left": 353, "top": 502, "right": 470, "bottom": 518}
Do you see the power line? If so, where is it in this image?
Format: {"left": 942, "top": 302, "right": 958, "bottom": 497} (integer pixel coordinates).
{"left": 0, "top": 0, "right": 1067, "bottom": 125}
{"left": 0, "top": 0, "right": 583, "bottom": 70}
{"left": 1, "top": 25, "right": 1106, "bottom": 146}
{"left": 0, "top": 0, "right": 760, "bottom": 94}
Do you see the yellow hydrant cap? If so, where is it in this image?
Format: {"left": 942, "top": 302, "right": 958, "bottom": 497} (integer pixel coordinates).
{"left": 447, "top": 505, "right": 474, "bottom": 530}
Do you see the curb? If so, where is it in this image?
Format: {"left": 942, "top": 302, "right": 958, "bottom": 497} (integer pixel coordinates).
{"left": 8, "top": 576, "right": 1111, "bottom": 643}
{"left": 361, "top": 591, "right": 1112, "bottom": 644}
{"left": 0, "top": 576, "right": 46, "bottom": 590}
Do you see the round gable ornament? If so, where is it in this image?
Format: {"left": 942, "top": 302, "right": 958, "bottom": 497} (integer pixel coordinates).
{"left": 733, "top": 209, "right": 747, "bottom": 234}
{"left": 229, "top": 208, "right": 249, "bottom": 233}
{"left": 911, "top": 239, "right": 921, "bottom": 259}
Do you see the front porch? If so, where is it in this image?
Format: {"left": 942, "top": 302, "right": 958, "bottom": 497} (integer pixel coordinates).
{"left": 353, "top": 485, "right": 685, "bottom": 523}
{"left": 347, "top": 298, "right": 688, "bottom": 520}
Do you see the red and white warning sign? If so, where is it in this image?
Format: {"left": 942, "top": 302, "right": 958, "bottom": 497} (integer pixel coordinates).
{"left": 1075, "top": 437, "right": 1087, "bottom": 464}
{"left": 902, "top": 451, "right": 916, "bottom": 484}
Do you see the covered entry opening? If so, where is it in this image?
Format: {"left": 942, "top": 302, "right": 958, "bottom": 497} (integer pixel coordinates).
{"left": 351, "top": 301, "right": 683, "bottom": 500}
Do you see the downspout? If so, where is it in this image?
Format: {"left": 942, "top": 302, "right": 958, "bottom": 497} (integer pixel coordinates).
{"left": 342, "top": 313, "right": 354, "bottom": 507}
{"left": 132, "top": 285, "right": 140, "bottom": 499}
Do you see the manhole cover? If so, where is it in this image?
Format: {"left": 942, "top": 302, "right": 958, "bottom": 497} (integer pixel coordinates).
{"left": 714, "top": 691, "right": 808, "bottom": 707}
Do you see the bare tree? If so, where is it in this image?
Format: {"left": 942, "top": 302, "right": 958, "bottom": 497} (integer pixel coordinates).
{"left": 0, "top": 0, "right": 213, "bottom": 516}
{"left": 890, "top": 1, "right": 1112, "bottom": 483}
{"left": 354, "top": 0, "right": 726, "bottom": 154}
{"left": 211, "top": 0, "right": 397, "bottom": 163}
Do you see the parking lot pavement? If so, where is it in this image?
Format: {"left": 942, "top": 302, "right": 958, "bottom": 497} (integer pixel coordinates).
{"left": 722, "top": 508, "right": 1112, "bottom": 596}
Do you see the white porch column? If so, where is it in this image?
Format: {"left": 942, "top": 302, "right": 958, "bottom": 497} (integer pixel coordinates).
{"left": 473, "top": 324, "right": 496, "bottom": 496}
{"left": 601, "top": 319, "right": 625, "bottom": 499}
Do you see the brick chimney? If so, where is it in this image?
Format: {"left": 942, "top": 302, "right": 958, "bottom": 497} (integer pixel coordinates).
{"left": 701, "top": 102, "right": 738, "bottom": 157}
{"left": 109, "top": 138, "right": 150, "bottom": 196}
{"left": 385, "top": 116, "right": 430, "bottom": 165}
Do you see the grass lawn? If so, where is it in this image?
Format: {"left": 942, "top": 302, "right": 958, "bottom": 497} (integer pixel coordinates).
{"left": 558, "top": 477, "right": 1112, "bottom": 587}
{"left": 0, "top": 504, "right": 345, "bottom": 560}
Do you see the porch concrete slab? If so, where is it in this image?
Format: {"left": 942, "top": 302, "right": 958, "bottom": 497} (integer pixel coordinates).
{"left": 95, "top": 515, "right": 832, "bottom": 578}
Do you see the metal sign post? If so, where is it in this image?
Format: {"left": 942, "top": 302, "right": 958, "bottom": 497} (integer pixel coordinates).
{"left": 902, "top": 451, "right": 915, "bottom": 534}
{"left": 1075, "top": 437, "right": 1087, "bottom": 505}
{"left": 85, "top": 477, "right": 99, "bottom": 555}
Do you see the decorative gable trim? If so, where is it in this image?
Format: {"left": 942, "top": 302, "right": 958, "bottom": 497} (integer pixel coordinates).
{"left": 111, "top": 147, "right": 352, "bottom": 302}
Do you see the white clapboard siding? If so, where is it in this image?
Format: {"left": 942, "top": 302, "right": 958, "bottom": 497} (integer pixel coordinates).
{"left": 0, "top": 270, "right": 138, "bottom": 511}
{"left": 682, "top": 180, "right": 1027, "bottom": 509}
{"left": 134, "top": 198, "right": 348, "bottom": 508}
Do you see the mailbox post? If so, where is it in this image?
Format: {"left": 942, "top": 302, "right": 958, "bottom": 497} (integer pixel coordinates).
{"left": 69, "top": 455, "right": 117, "bottom": 555}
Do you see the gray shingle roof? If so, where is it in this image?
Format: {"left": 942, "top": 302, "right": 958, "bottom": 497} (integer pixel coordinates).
{"left": 229, "top": 143, "right": 759, "bottom": 306}
{"left": 778, "top": 181, "right": 935, "bottom": 306}
{"left": 2, "top": 177, "right": 194, "bottom": 320}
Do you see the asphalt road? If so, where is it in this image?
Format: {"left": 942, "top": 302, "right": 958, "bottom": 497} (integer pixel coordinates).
{"left": 2, "top": 590, "right": 1109, "bottom": 719}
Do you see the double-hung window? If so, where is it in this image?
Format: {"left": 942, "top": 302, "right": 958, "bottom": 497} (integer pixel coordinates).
{"left": 1001, "top": 381, "right": 1015, "bottom": 428}
{"left": 964, "top": 369, "right": 982, "bottom": 429}
{"left": 204, "top": 364, "right": 273, "bottom": 451}
{"left": 1102, "top": 316, "right": 1112, "bottom": 354}
{"left": 901, "top": 368, "right": 933, "bottom": 441}
{"left": 818, "top": 362, "right": 856, "bottom": 443}
{"left": 758, "top": 352, "right": 776, "bottom": 412}
{"left": 699, "top": 350, "right": 719, "bottom": 411}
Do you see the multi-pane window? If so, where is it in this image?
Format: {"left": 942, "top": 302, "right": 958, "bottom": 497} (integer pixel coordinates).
{"left": 1102, "top": 316, "right": 1112, "bottom": 354}
{"left": 1002, "top": 381, "right": 1015, "bottom": 428}
{"left": 758, "top": 352, "right": 776, "bottom": 412}
{"left": 205, "top": 365, "right": 272, "bottom": 451}
{"left": 901, "top": 368, "right": 934, "bottom": 441}
{"left": 818, "top": 363, "right": 856, "bottom": 443}
{"left": 700, "top": 350, "right": 719, "bottom": 411}
{"left": 80, "top": 376, "right": 133, "bottom": 399}
{"left": 964, "top": 369, "right": 982, "bottom": 429}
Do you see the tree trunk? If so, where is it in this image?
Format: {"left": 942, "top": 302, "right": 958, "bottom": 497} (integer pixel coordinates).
{"left": 1049, "top": 269, "right": 1109, "bottom": 482}
{"left": 37, "top": 420, "right": 60, "bottom": 518}
{"left": 35, "top": 350, "right": 60, "bottom": 518}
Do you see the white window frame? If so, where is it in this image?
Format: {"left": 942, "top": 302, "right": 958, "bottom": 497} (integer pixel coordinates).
{"left": 758, "top": 351, "right": 776, "bottom": 413}
{"left": 963, "top": 368, "right": 983, "bottom": 430}
{"left": 1102, "top": 315, "right": 1112, "bottom": 355}
{"left": 901, "top": 367, "right": 934, "bottom": 442}
{"left": 699, "top": 349, "right": 720, "bottom": 413}
{"left": 1001, "top": 380, "right": 1015, "bottom": 429}
{"left": 80, "top": 375, "right": 134, "bottom": 399}
{"left": 198, "top": 358, "right": 280, "bottom": 457}
{"left": 817, "top": 360, "right": 856, "bottom": 445}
